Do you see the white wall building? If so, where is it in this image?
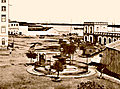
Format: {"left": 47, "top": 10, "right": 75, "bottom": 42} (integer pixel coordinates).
{"left": 9, "top": 22, "right": 59, "bottom": 36}
{"left": 19, "top": 25, "right": 28, "bottom": 36}
{"left": 8, "top": 22, "right": 84, "bottom": 37}
{"left": 0, "top": 0, "right": 8, "bottom": 49}
{"left": 83, "top": 22, "right": 120, "bottom": 45}
{"left": 8, "top": 22, "right": 20, "bottom": 35}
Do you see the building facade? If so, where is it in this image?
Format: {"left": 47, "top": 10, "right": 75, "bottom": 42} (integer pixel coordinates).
{"left": 0, "top": 0, "right": 8, "bottom": 48}
{"left": 8, "top": 21, "right": 20, "bottom": 35}
{"left": 83, "top": 22, "right": 120, "bottom": 45}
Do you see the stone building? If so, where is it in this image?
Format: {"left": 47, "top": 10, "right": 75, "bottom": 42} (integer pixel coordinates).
{"left": 83, "top": 22, "right": 120, "bottom": 45}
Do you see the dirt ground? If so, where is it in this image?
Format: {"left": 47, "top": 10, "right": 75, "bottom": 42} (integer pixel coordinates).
{"left": 0, "top": 37, "right": 120, "bottom": 89}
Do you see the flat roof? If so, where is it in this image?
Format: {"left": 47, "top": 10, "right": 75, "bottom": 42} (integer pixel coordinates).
{"left": 84, "top": 22, "right": 108, "bottom": 25}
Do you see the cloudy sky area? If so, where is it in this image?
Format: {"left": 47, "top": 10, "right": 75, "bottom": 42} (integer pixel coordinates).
{"left": 9, "top": 0, "right": 120, "bottom": 24}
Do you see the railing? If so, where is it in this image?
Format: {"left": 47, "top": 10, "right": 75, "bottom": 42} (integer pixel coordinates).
{"left": 94, "top": 32, "right": 120, "bottom": 37}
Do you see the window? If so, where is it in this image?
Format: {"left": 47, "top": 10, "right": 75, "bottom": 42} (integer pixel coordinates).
{"left": 1, "top": 26, "right": 6, "bottom": 33}
{"left": 114, "top": 39, "right": 116, "bottom": 42}
{"left": 99, "top": 37, "right": 101, "bottom": 44}
{"left": 11, "top": 32, "right": 13, "bottom": 35}
{"left": 84, "top": 26, "right": 87, "bottom": 33}
{"left": 1, "top": 6, "right": 6, "bottom": 11}
{"left": 2, "top": 38, "right": 5, "bottom": 45}
{"left": 90, "top": 27, "right": 92, "bottom": 33}
{"left": 19, "top": 32, "right": 22, "bottom": 35}
{"left": 2, "top": 0, "right": 6, "bottom": 3}
{"left": 109, "top": 38, "right": 111, "bottom": 43}
{"left": 104, "top": 38, "right": 106, "bottom": 45}
{"left": 8, "top": 31, "right": 10, "bottom": 35}
{"left": 85, "top": 36, "right": 87, "bottom": 41}
{"left": 96, "top": 27, "right": 99, "bottom": 31}
{"left": 90, "top": 36, "right": 92, "bottom": 42}
{"left": 11, "top": 24, "right": 13, "bottom": 26}
{"left": 1, "top": 15, "right": 6, "bottom": 22}
{"left": 16, "top": 24, "right": 18, "bottom": 26}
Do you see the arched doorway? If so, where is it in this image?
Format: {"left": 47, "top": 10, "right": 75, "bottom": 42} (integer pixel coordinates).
{"left": 90, "top": 36, "right": 92, "bottom": 43}
{"left": 90, "top": 27, "right": 92, "bottom": 33}
{"left": 109, "top": 38, "right": 111, "bottom": 43}
{"left": 99, "top": 37, "right": 101, "bottom": 44}
{"left": 85, "top": 36, "right": 87, "bottom": 41}
{"left": 104, "top": 38, "right": 106, "bottom": 45}
{"left": 114, "top": 39, "right": 116, "bottom": 42}
{"left": 2, "top": 38, "right": 5, "bottom": 45}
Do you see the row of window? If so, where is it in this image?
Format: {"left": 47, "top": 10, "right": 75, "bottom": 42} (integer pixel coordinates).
{"left": 99, "top": 37, "right": 117, "bottom": 45}
{"left": 10, "top": 24, "right": 19, "bottom": 27}
{"left": 84, "top": 26, "right": 93, "bottom": 33}
{"left": 1, "top": 0, "right": 7, "bottom": 22}
{"left": 84, "top": 36, "right": 119, "bottom": 45}
{"left": 96, "top": 27, "right": 106, "bottom": 32}
{"left": 1, "top": 0, "right": 7, "bottom": 46}
{"left": 8, "top": 31, "right": 22, "bottom": 35}
{"left": 84, "top": 36, "right": 93, "bottom": 42}
{"left": 84, "top": 26, "right": 106, "bottom": 33}
{"left": 1, "top": 0, "right": 6, "bottom": 3}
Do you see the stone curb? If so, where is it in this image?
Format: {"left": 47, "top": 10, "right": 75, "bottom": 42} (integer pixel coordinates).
{"left": 26, "top": 66, "right": 45, "bottom": 76}
{"left": 27, "top": 66, "right": 97, "bottom": 78}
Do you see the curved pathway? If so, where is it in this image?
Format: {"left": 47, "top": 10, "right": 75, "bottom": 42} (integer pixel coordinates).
{"left": 26, "top": 66, "right": 97, "bottom": 78}
{"left": 27, "top": 65, "right": 120, "bottom": 84}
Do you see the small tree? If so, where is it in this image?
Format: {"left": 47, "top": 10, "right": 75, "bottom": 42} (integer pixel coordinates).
{"left": 60, "top": 42, "right": 76, "bottom": 64}
{"left": 53, "top": 60, "right": 63, "bottom": 77}
{"left": 26, "top": 52, "right": 37, "bottom": 62}
{"left": 26, "top": 44, "right": 37, "bottom": 62}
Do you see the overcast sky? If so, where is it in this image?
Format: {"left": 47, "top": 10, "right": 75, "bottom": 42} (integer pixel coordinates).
{"left": 9, "top": 0, "right": 120, "bottom": 24}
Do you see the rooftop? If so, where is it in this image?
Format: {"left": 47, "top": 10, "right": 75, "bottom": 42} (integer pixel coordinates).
{"left": 84, "top": 22, "right": 108, "bottom": 25}
{"left": 106, "top": 40, "right": 120, "bottom": 51}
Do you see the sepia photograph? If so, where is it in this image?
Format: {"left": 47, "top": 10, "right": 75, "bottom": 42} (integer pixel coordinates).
{"left": 0, "top": 0, "right": 120, "bottom": 89}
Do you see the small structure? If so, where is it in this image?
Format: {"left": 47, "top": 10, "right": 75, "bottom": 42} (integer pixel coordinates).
{"left": 34, "top": 50, "right": 61, "bottom": 65}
